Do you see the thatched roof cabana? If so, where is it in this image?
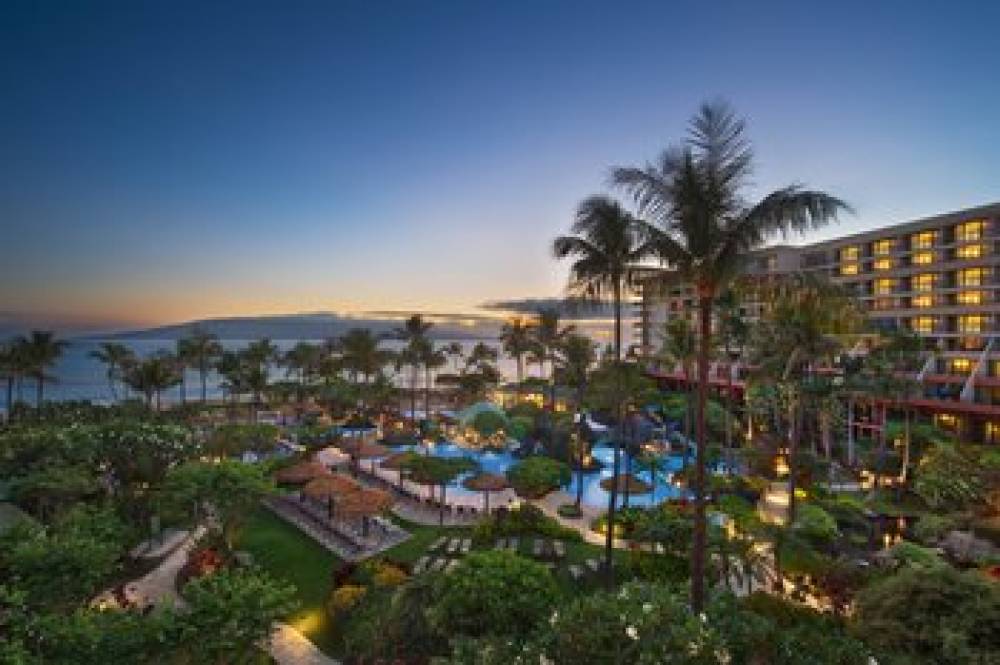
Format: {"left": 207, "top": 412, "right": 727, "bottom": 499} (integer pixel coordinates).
{"left": 274, "top": 461, "right": 331, "bottom": 485}
{"left": 599, "top": 473, "right": 653, "bottom": 495}
{"left": 336, "top": 487, "right": 394, "bottom": 516}
{"left": 462, "top": 472, "right": 509, "bottom": 513}
{"left": 301, "top": 474, "right": 362, "bottom": 500}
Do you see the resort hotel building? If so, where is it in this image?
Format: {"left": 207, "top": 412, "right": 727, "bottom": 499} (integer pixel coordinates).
{"left": 634, "top": 202, "right": 1000, "bottom": 444}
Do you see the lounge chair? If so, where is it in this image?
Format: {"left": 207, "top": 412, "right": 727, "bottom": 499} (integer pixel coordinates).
{"left": 447, "top": 538, "right": 460, "bottom": 554}
{"left": 553, "top": 541, "right": 566, "bottom": 559}
{"left": 445, "top": 559, "right": 460, "bottom": 572}
{"left": 413, "top": 556, "right": 430, "bottom": 574}
{"left": 460, "top": 538, "right": 471, "bottom": 553}
{"left": 430, "top": 536, "right": 447, "bottom": 551}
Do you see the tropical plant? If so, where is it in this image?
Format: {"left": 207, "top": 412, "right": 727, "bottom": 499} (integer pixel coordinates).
{"left": 394, "top": 315, "right": 433, "bottom": 422}
{"left": 182, "top": 327, "right": 223, "bottom": 403}
{"left": 122, "top": 352, "right": 181, "bottom": 410}
{"left": 505, "top": 456, "right": 570, "bottom": 499}
{"left": 499, "top": 317, "right": 533, "bottom": 395}
{"left": 88, "top": 342, "right": 135, "bottom": 402}
{"left": 660, "top": 316, "right": 697, "bottom": 463}
{"left": 401, "top": 455, "right": 475, "bottom": 524}
{"left": 613, "top": 100, "right": 847, "bottom": 610}
{"left": 555, "top": 333, "right": 597, "bottom": 508}
{"left": 16, "top": 331, "right": 69, "bottom": 407}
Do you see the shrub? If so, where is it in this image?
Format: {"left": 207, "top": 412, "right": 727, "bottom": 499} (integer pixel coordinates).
{"left": 328, "top": 584, "right": 367, "bottom": 617}
{"left": 557, "top": 503, "right": 582, "bottom": 518}
{"left": 887, "top": 540, "right": 946, "bottom": 569}
{"left": 373, "top": 562, "right": 408, "bottom": 588}
{"left": 911, "top": 513, "right": 961, "bottom": 545}
{"left": 505, "top": 456, "right": 570, "bottom": 499}
{"left": 429, "top": 551, "right": 558, "bottom": 638}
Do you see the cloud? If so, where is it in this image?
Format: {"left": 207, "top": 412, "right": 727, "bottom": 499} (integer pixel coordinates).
{"left": 479, "top": 297, "right": 614, "bottom": 320}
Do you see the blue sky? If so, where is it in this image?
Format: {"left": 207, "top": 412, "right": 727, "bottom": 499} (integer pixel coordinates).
{"left": 1, "top": 0, "right": 998, "bottom": 332}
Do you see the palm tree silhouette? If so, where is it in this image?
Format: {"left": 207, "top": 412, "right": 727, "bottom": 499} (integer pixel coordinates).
{"left": 500, "top": 317, "right": 533, "bottom": 400}
{"left": 394, "top": 315, "right": 433, "bottom": 424}
{"left": 613, "top": 100, "right": 848, "bottom": 610}
{"left": 89, "top": 341, "right": 136, "bottom": 402}
{"left": 17, "top": 331, "right": 68, "bottom": 407}
{"left": 183, "top": 327, "right": 223, "bottom": 402}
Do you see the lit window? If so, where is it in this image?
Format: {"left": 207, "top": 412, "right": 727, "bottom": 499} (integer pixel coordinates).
{"left": 913, "top": 273, "right": 935, "bottom": 292}
{"left": 958, "top": 314, "right": 986, "bottom": 333}
{"left": 911, "top": 316, "right": 935, "bottom": 333}
{"left": 955, "top": 219, "right": 985, "bottom": 242}
{"left": 950, "top": 357, "right": 972, "bottom": 374}
{"left": 956, "top": 243, "right": 984, "bottom": 259}
{"left": 912, "top": 295, "right": 933, "bottom": 308}
{"left": 840, "top": 263, "right": 859, "bottom": 276}
{"left": 873, "top": 239, "right": 893, "bottom": 255}
{"left": 986, "top": 422, "right": 1000, "bottom": 444}
{"left": 958, "top": 267, "right": 986, "bottom": 287}
{"left": 874, "top": 278, "right": 895, "bottom": 295}
{"left": 911, "top": 251, "right": 934, "bottom": 265}
{"left": 957, "top": 290, "right": 983, "bottom": 305}
{"left": 874, "top": 257, "right": 893, "bottom": 270}
{"left": 840, "top": 246, "right": 860, "bottom": 261}
{"left": 911, "top": 231, "right": 935, "bottom": 249}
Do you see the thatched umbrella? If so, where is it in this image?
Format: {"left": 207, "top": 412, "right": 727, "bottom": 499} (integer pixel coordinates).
{"left": 336, "top": 487, "right": 394, "bottom": 536}
{"left": 599, "top": 473, "right": 653, "bottom": 495}
{"left": 380, "top": 451, "right": 418, "bottom": 488}
{"left": 338, "top": 440, "right": 391, "bottom": 474}
{"left": 274, "top": 461, "right": 331, "bottom": 485}
{"left": 302, "top": 474, "right": 362, "bottom": 520}
{"left": 462, "top": 472, "right": 509, "bottom": 514}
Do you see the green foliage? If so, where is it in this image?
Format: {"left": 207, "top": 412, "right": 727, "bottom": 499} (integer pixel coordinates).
{"left": 473, "top": 503, "right": 581, "bottom": 547}
{"left": 0, "top": 505, "right": 130, "bottom": 610}
{"left": 206, "top": 423, "right": 280, "bottom": 458}
{"left": 403, "top": 455, "right": 476, "bottom": 487}
{"left": 791, "top": 503, "right": 839, "bottom": 544}
{"left": 429, "top": 551, "right": 558, "bottom": 639}
{"left": 505, "top": 456, "right": 570, "bottom": 498}
{"left": 161, "top": 460, "right": 273, "bottom": 549}
{"left": 507, "top": 415, "right": 534, "bottom": 441}
{"left": 471, "top": 410, "right": 509, "bottom": 438}
{"left": 913, "top": 443, "right": 986, "bottom": 510}
{"left": 887, "top": 540, "right": 946, "bottom": 569}
{"left": 911, "top": 513, "right": 962, "bottom": 545}
{"left": 854, "top": 565, "right": 1000, "bottom": 665}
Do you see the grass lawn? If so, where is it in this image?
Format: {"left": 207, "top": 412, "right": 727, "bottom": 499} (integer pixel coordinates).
{"left": 238, "top": 507, "right": 341, "bottom": 656}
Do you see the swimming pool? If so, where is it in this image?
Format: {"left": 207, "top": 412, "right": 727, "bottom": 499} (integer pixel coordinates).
{"left": 387, "top": 441, "right": 692, "bottom": 510}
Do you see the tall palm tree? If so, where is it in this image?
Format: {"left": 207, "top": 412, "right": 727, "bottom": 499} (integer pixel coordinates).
{"left": 443, "top": 341, "right": 464, "bottom": 374}
{"left": 89, "top": 341, "right": 135, "bottom": 402}
{"left": 174, "top": 338, "right": 194, "bottom": 405}
{"left": 421, "top": 343, "right": 448, "bottom": 418}
{"left": 18, "top": 331, "right": 69, "bottom": 407}
{"left": 555, "top": 333, "right": 597, "bottom": 510}
{"left": 613, "top": 100, "right": 848, "bottom": 611}
{"left": 499, "top": 318, "right": 533, "bottom": 398}
{"left": 394, "top": 315, "right": 433, "bottom": 423}
{"left": 124, "top": 352, "right": 180, "bottom": 411}
{"left": 243, "top": 338, "right": 278, "bottom": 408}
{"left": 659, "top": 317, "right": 697, "bottom": 465}
{"left": 183, "top": 328, "right": 223, "bottom": 403}
{"left": 530, "top": 310, "right": 573, "bottom": 415}
{"left": 553, "top": 195, "right": 650, "bottom": 361}
{"left": 716, "top": 289, "right": 749, "bottom": 470}
{"left": 0, "top": 341, "right": 17, "bottom": 419}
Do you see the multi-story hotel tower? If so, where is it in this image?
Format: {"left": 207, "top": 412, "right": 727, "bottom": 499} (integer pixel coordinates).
{"left": 635, "top": 202, "right": 1000, "bottom": 444}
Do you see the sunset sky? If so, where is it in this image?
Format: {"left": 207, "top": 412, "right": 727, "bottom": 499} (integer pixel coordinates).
{"left": 2, "top": 0, "right": 998, "bottom": 333}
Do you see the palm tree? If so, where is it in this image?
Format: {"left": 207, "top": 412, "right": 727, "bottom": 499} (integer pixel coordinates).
{"left": 174, "top": 338, "right": 194, "bottom": 405}
{"left": 443, "top": 341, "right": 464, "bottom": 374}
{"left": 243, "top": 338, "right": 277, "bottom": 409}
{"left": 124, "top": 352, "right": 180, "bottom": 411}
{"left": 553, "top": 195, "right": 650, "bottom": 361}
{"left": 612, "top": 100, "right": 848, "bottom": 611}
{"left": 530, "top": 310, "right": 573, "bottom": 416}
{"left": 183, "top": 328, "right": 223, "bottom": 402}
{"left": 340, "top": 328, "right": 392, "bottom": 403}
{"left": 555, "top": 333, "right": 597, "bottom": 509}
{"left": 18, "top": 331, "right": 69, "bottom": 407}
{"left": 421, "top": 343, "right": 448, "bottom": 418}
{"left": 716, "top": 289, "right": 749, "bottom": 471}
{"left": 0, "top": 341, "right": 17, "bottom": 420}
{"left": 394, "top": 315, "right": 433, "bottom": 423}
{"left": 88, "top": 341, "right": 135, "bottom": 402}
{"left": 659, "top": 317, "right": 697, "bottom": 465}
{"left": 500, "top": 318, "right": 533, "bottom": 397}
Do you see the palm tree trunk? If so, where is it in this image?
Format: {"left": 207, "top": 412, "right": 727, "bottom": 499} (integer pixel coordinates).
{"left": 604, "top": 406, "right": 621, "bottom": 587}
{"left": 691, "top": 293, "right": 713, "bottom": 613}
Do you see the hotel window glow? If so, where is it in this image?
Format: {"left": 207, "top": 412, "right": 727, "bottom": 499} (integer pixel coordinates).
{"left": 957, "top": 290, "right": 983, "bottom": 305}
{"left": 840, "top": 246, "right": 860, "bottom": 261}
{"left": 911, "top": 251, "right": 934, "bottom": 265}
{"left": 873, "top": 239, "right": 893, "bottom": 255}
{"left": 874, "top": 278, "right": 895, "bottom": 295}
{"left": 913, "top": 274, "right": 935, "bottom": 292}
{"left": 958, "top": 267, "right": 986, "bottom": 287}
{"left": 956, "top": 243, "right": 984, "bottom": 259}
{"left": 911, "top": 231, "right": 935, "bottom": 249}
{"left": 874, "top": 257, "right": 893, "bottom": 270}
{"left": 949, "top": 357, "right": 972, "bottom": 374}
{"left": 958, "top": 314, "right": 987, "bottom": 333}
{"left": 955, "top": 219, "right": 986, "bottom": 242}
{"left": 912, "top": 316, "right": 935, "bottom": 333}
{"left": 912, "top": 295, "right": 933, "bottom": 308}
{"left": 840, "top": 263, "right": 859, "bottom": 276}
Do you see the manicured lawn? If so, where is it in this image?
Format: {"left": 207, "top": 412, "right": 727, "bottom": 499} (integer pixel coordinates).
{"left": 238, "top": 507, "right": 341, "bottom": 656}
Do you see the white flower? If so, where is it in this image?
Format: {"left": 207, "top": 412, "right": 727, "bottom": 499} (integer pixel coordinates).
{"left": 626, "top": 625, "right": 639, "bottom": 641}
{"left": 699, "top": 612, "right": 707, "bottom": 623}
{"left": 549, "top": 611, "right": 559, "bottom": 626}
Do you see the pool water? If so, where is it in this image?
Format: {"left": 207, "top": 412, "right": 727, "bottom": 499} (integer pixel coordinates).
{"left": 388, "top": 441, "right": 692, "bottom": 510}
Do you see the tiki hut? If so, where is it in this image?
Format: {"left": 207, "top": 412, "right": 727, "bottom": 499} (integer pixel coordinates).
{"left": 274, "top": 461, "right": 331, "bottom": 485}
{"left": 462, "top": 472, "right": 509, "bottom": 513}
{"left": 337, "top": 487, "right": 395, "bottom": 536}
{"left": 338, "top": 440, "right": 391, "bottom": 474}
{"left": 301, "top": 474, "right": 363, "bottom": 520}
{"left": 599, "top": 473, "right": 653, "bottom": 495}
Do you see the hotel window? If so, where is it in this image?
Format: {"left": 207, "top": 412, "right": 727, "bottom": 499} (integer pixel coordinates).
{"left": 949, "top": 357, "right": 972, "bottom": 374}
{"left": 840, "top": 246, "right": 860, "bottom": 261}
{"left": 958, "top": 267, "right": 987, "bottom": 287}
{"left": 957, "top": 290, "right": 983, "bottom": 305}
{"left": 986, "top": 422, "right": 1000, "bottom": 445}
{"left": 874, "top": 257, "right": 893, "bottom": 271}
{"left": 913, "top": 273, "right": 935, "bottom": 292}
{"left": 911, "top": 316, "right": 935, "bottom": 333}
{"left": 840, "top": 263, "right": 859, "bottom": 276}
{"left": 911, "top": 231, "right": 935, "bottom": 249}
{"left": 874, "top": 278, "right": 895, "bottom": 295}
{"left": 873, "top": 239, "right": 894, "bottom": 255}
{"left": 911, "top": 251, "right": 934, "bottom": 265}
{"left": 955, "top": 219, "right": 986, "bottom": 242}
{"left": 958, "top": 314, "right": 987, "bottom": 333}
{"left": 956, "top": 243, "right": 985, "bottom": 259}
{"left": 911, "top": 294, "right": 933, "bottom": 308}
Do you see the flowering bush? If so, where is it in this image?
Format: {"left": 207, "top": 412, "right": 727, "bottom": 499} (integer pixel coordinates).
{"left": 372, "top": 562, "right": 408, "bottom": 588}
{"left": 328, "top": 584, "right": 367, "bottom": 617}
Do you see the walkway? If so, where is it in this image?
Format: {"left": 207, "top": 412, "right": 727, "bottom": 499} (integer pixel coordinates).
{"left": 95, "top": 525, "right": 339, "bottom": 665}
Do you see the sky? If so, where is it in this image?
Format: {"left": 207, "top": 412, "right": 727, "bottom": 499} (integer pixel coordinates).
{"left": 1, "top": 0, "right": 999, "bottom": 334}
